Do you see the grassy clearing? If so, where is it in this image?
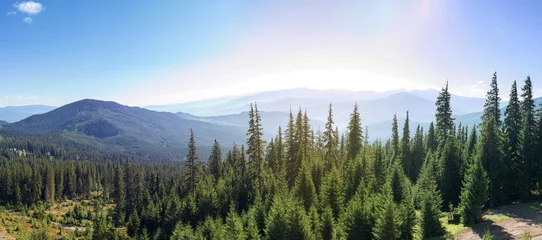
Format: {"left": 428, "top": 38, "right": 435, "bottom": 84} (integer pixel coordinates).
{"left": 0, "top": 198, "right": 111, "bottom": 239}
{"left": 483, "top": 214, "right": 510, "bottom": 223}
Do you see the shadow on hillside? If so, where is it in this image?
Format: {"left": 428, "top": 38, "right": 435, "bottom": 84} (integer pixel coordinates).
{"left": 491, "top": 201, "right": 542, "bottom": 226}
{"left": 471, "top": 222, "right": 512, "bottom": 240}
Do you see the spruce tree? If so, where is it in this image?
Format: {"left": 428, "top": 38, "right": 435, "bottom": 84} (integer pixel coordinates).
{"left": 247, "top": 103, "right": 265, "bottom": 192}
{"left": 426, "top": 122, "right": 437, "bottom": 151}
{"left": 410, "top": 125, "right": 425, "bottom": 183}
{"left": 440, "top": 136, "right": 462, "bottom": 207}
{"left": 420, "top": 177, "right": 444, "bottom": 239}
{"left": 208, "top": 140, "right": 222, "bottom": 181}
{"left": 319, "top": 167, "right": 344, "bottom": 220}
{"left": 286, "top": 109, "right": 299, "bottom": 187}
{"left": 520, "top": 76, "right": 536, "bottom": 198}
{"left": 187, "top": 128, "right": 199, "bottom": 194}
{"left": 341, "top": 191, "right": 373, "bottom": 240}
{"left": 401, "top": 111, "right": 412, "bottom": 180}
{"left": 275, "top": 126, "right": 284, "bottom": 177}
{"left": 391, "top": 113, "right": 400, "bottom": 157}
{"left": 346, "top": 103, "right": 363, "bottom": 163}
{"left": 482, "top": 72, "right": 502, "bottom": 127}
{"left": 435, "top": 82, "right": 455, "bottom": 144}
{"left": 503, "top": 81, "right": 522, "bottom": 199}
{"left": 459, "top": 156, "right": 489, "bottom": 225}
{"left": 323, "top": 104, "right": 338, "bottom": 170}
{"left": 478, "top": 117, "right": 505, "bottom": 207}
{"left": 373, "top": 185, "right": 401, "bottom": 240}
{"left": 294, "top": 163, "right": 317, "bottom": 211}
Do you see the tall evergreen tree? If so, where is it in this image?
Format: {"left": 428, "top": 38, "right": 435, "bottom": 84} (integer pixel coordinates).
{"left": 187, "top": 128, "right": 200, "bottom": 194}
{"left": 275, "top": 126, "right": 284, "bottom": 177}
{"left": 391, "top": 113, "right": 400, "bottom": 156}
{"left": 323, "top": 104, "right": 338, "bottom": 170}
{"left": 208, "top": 140, "right": 222, "bottom": 181}
{"left": 520, "top": 76, "right": 536, "bottom": 198}
{"left": 346, "top": 103, "right": 363, "bottom": 163}
{"left": 503, "top": 81, "right": 522, "bottom": 199}
{"left": 401, "top": 111, "right": 412, "bottom": 179}
{"left": 482, "top": 72, "right": 502, "bottom": 127}
{"left": 286, "top": 109, "right": 299, "bottom": 187}
{"left": 426, "top": 122, "right": 437, "bottom": 151}
{"left": 459, "top": 156, "right": 489, "bottom": 225}
{"left": 247, "top": 103, "right": 265, "bottom": 192}
{"left": 435, "top": 82, "right": 455, "bottom": 144}
{"left": 410, "top": 125, "right": 425, "bottom": 183}
{"left": 478, "top": 117, "right": 505, "bottom": 207}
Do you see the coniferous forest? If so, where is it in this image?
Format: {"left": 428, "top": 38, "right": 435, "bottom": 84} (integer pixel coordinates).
{"left": 1, "top": 74, "right": 542, "bottom": 239}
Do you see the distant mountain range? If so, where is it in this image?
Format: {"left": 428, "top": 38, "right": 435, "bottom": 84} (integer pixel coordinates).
{"left": 1, "top": 88, "right": 537, "bottom": 161}
{"left": 0, "top": 105, "right": 56, "bottom": 123}
{"left": 1, "top": 99, "right": 246, "bottom": 159}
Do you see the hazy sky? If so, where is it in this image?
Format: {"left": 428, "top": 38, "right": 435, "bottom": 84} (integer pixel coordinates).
{"left": 1, "top": 0, "right": 542, "bottom": 107}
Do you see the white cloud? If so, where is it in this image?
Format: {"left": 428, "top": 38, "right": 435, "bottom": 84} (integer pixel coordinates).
{"left": 7, "top": 11, "right": 17, "bottom": 15}
{"left": 22, "top": 17, "right": 32, "bottom": 24}
{"left": 13, "top": 1, "right": 44, "bottom": 15}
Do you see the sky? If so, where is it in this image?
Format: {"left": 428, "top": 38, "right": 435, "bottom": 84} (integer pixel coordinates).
{"left": 1, "top": 0, "right": 542, "bottom": 107}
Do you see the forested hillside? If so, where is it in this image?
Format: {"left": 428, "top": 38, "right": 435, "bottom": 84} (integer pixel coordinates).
{"left": 1, "top": 73, "right": 542, "bottom": 239}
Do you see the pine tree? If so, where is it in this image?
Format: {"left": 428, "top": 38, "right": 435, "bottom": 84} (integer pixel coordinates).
{"left": 346, "top": 103, "right": 363, "bottom": 163}
{"left": 302, "top": 110, "right": 312, "bottom": 164}
{"left": 426, "top": 122, "right": 437, "bottom": 151}
{"left": 435, "top": 82, "right": 455, "bottom": 144}
{"left": 440, "top": 136, "right": 463, "bottom": 207}
{"left": 463, "top": 126, "right": 478, "bottom": 164}
{"left": 482, "top": 72, "right": 502, "bottom": 127}
{"left": 319, "top": 167, "right": 344, "bottom": 220}
{"left": 294, "top": 164, "right": 317, "bottom": 211}
{"left": 410, "top": 125, "right": 425, "bottom": 183}
{"left": 373, "top": 141, "right": 387, "bottom": 192}
{"left": 520, "top": 76, "right": 536, "bottom": 198}
{"left": 225, "top": 207, "right": 246, "bottom": 240}
{"left": 113, "top": 163, "right": 126, "bottom": 224}
{"left": 275, "top": 126, "right": 284, "bottom": 177}
{"left": 459, "top": 156, "right": 489, "bottom": 225}
{"left": 373, "top": 185, "right": 401, "bottom": 240}
{"left": 401, "top": 111, "right": 412, "bottom": 180}
{"left": 478, "top": 117, "right": 505, "bottom": 207}
{"left": 187, "top": 128, "right": 199, "bottom": 194}
{"left": 44, "top": 166, "right": 55, "bottom": 202}
{"left": 208, "top": 140, "right": 222, "bottom": 181}
{"left": 419, "top": 177, "right": 444, "bottom": 239}
{"left": 323, "top": 104, "right": 338, "bottom": 170}
{"left": 247, "top": 103, "right": 265, "bottom": 192}
{"left": 286, "top": 109, "right": 299, "bottom": 187}
{"left": 342, "top": 190, "right": 373, "bottom": 240}
{"left": 503, "top": 81, "right": 522, "bottom": 199}
{"left": 391, "top": 113, "right": 400, "bottom": 156}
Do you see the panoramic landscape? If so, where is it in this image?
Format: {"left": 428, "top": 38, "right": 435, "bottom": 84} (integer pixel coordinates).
{"left": 2, "top": 1, "right": 542, "bottom": 240}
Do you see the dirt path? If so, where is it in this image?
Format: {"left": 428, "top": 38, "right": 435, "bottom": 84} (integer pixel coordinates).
{"left": 457, "top": 202, "right": 542, "bottom": 239}
{"left": 0, "top": 231, "right": 14, "bottom": 240}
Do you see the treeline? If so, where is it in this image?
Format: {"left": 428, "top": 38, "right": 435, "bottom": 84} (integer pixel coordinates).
{"left": 1, "top": 73, "right": 541, "bottom": 239}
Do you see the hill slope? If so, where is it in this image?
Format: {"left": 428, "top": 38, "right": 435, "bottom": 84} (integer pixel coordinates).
{"left": 1, "top": 99, "right": 246, "bottom": 160}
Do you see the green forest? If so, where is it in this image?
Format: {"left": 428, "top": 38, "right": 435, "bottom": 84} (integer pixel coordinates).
{"left": 1, "top": 73, "right": 541, "bottom": 239}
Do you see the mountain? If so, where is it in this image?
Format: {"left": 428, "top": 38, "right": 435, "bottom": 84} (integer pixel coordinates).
{"left": 408, "top": 89, "right": 496, "bottom": 115}
{"left": 1, "top": 99, "right": 246, "bottom": 160}
{"left": 146, "top": 88, "right": 402, "bottom": 116}
{"left": 176, "top": 111, "right": 326, "bottom": 139}
{"left": 453, "top": 96, "right": 542, "bottom": 127}
{"left": 0, "top": 120, "right": 7, "bottom": 126}
{"left": 145, "top": 88, "right": 490, "bottom": 129}
{"left": 0, "top": 105, "right": 56, "bottom": 123}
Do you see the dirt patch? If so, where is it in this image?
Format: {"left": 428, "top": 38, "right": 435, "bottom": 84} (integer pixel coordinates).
{"left": 456, "top": 202, "right": 542, "bottom": 239}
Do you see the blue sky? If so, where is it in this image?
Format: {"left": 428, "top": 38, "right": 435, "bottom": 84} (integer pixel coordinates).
{"left": 1, "top": 0, "right": 542, "bottom": 107}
